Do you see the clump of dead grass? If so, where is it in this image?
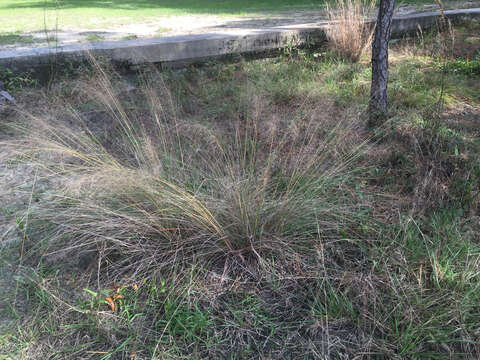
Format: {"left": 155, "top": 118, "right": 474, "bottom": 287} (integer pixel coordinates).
{"left": 325, "top": 0, "right": 376, "bottom": 62}
{"left": 3, "top": 62, "right": 373, "bottom": 281}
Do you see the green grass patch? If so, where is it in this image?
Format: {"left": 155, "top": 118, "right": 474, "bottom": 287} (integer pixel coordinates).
{"left": 0, "top": 0, "right": 325, "bottom": 33}
{"left": 441, "top": 56, "right": 480, "bottom": 76}
{"left": 0, "top": 32, "right": 37, "bottom": 45}
{"left": 84, "top": 33, "right": 105, "bottom": 42}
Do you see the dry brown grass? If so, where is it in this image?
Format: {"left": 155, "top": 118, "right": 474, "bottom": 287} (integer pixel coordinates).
{"left": 2, "top": 61, "right": 374, "bottom": 282}
{"left": 325, "top": 0, "right": 376, "bottom": 62}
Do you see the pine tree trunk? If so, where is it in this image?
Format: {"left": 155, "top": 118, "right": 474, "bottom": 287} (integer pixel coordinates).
{"left": 369, "top": 0, "right": 395, "bottom": 124}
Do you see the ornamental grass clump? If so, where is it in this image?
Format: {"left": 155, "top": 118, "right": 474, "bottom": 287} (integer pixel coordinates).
{"left": 325, "top": 0, "right": 376, "bottom": 62}
{"left": 5, "top": 62, "right": 372, "bottom": 280}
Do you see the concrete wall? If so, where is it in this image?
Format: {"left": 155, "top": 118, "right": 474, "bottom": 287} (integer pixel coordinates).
{"left": 390, "top": 8, "right": 480, "bottom": 37}
{"left": 0, "top": 8, "right": 478, "bottom": 74}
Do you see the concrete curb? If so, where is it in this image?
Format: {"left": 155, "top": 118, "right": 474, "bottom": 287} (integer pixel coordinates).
{"left": 0, "top": 8, "right": 479, "bottom": 74}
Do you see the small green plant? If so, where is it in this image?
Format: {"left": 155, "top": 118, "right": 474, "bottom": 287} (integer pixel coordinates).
{"left": 81, "top": 288, "right": 114, "bottom": 311}
{"left": 156, "top": 300, "right": 213, "bottom": 343}
{"left": 0, "top": 68, "right": 37, "bottom": 93}
{"left": 84, "top": 34, "right": 105, "bottom": 43}
{"left": 15, "top": 217, "right": 24, "bottom": 230}
{"left": 311, "top": 281, "right": 358, "bottom": 320}
{"left": 441, "top": 55, "right": 480, "bottom": 75}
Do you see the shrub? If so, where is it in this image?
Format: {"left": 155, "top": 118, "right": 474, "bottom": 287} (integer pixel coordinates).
{"left": 441, "top": 56, "right": 480, "bottom": 75}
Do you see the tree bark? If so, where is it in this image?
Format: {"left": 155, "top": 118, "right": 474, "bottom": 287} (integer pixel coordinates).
{"left": 369, "top": 0, "right": 395, "bottom": 124}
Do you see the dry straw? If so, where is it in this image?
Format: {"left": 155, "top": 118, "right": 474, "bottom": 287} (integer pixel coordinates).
{"left": 3, "top": 59, "right": 373, "bottom": 280}
{"left": 325, "top": 0, "right": 376, "bottom": 62}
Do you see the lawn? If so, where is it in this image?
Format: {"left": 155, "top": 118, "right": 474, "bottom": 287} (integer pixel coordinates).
{"left": 0, "top": 0, "right": 447, "bottom": 34}
{"left": 0, "top": 0, "right": 325, "bottom": 33}
{"left": 0, "top": 21, "right": 479, "bottom": 359}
